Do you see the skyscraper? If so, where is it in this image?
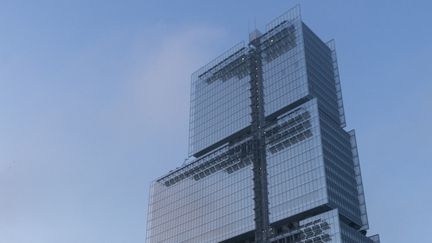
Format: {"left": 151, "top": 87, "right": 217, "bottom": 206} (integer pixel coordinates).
{"left": 146, "top": 6, "right": 380, "bottom": 243}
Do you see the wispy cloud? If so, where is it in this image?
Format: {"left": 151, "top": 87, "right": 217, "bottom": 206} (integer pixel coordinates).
{"left": 0, "top": 23, "right": 228, "bottom": 243}
{"left": 130, "top": 25, "right": 227, "bottom": 129}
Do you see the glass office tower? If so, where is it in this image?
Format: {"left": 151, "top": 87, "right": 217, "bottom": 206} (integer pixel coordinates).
{"left": 146, "top": 6, "right": 380, "bottom": 243}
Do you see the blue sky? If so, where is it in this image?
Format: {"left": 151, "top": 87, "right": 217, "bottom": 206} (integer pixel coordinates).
{"left": 0, "top": 1, "right": 431, "bottom": 242}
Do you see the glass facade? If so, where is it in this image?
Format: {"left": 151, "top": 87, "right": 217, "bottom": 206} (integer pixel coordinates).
{"left": 260, "top": 11, "right": 308, "bottom": 117}
{"left": 147, "top": 5, "right": 379, "bottom": 243}
{"left": 189, "top": 43, "right": 251, "bottom": 156}
{"left": 266, "top": 99, "right": 327, "bottom": 223}
{"left": 270, "top": 209, "right": 376, "bottom": 243}
{"left": 146, "top": 151, "right": 255, "bottom": 242}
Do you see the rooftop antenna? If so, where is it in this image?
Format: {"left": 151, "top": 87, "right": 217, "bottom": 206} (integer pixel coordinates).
{"left": 249, "top": 16, "right": 262, "bottom": 42}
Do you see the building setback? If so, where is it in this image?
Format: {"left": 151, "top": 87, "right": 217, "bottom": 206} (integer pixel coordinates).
{"left": 146, "top": 6, "right": 380, "bottom": 243}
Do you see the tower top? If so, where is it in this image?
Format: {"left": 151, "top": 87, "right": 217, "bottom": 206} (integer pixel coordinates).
{"left": 249, "top": 29, "right": 262, "bottom": 42}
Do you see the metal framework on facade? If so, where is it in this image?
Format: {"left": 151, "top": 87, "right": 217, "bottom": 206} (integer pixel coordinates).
{"left": 249, "top": 36, "right": 271, "bottom": 243}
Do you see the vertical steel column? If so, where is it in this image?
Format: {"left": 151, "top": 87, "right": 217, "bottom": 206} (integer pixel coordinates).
{"left": 249, "top": 38, "right": 270, "bottom": 243}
